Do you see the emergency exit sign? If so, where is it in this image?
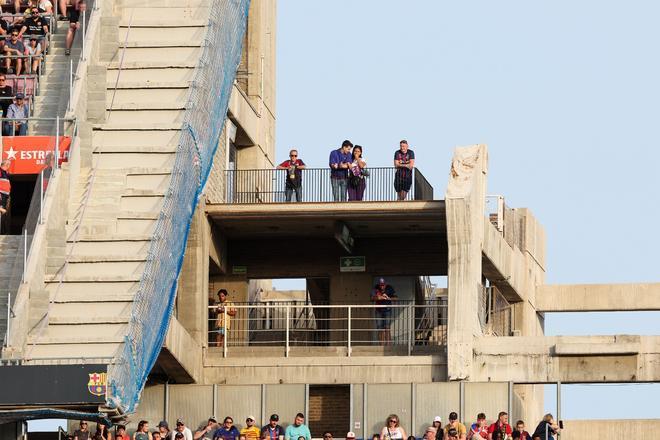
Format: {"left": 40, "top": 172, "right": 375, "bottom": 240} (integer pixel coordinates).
{"left": 340, "top": 256, "right": 365, "bottom": 272}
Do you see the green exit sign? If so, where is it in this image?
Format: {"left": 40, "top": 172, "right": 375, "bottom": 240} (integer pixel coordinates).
{"left": 339, "top": 256, "right": 366, "bottom": 272}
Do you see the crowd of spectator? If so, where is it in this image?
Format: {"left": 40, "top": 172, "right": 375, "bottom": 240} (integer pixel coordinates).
{"left": 68, "top": 411, "right": 561, "bottom": 440}
{"left": 0, "top": 0, "right": 86, "bottom": 136}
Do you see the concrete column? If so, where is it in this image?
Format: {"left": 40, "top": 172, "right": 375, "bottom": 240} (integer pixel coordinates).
{"left": 176, "top": 200, "right": 210, "bottom": 343}
{"left": 445, "top": 145, "right": 488, "bottom": 380}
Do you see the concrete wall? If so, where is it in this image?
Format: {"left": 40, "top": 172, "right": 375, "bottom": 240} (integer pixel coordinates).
{"left": 560, "top": 419, "right": 660, "bottom": 440}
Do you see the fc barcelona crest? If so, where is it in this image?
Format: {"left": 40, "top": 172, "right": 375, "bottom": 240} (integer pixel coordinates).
{"left": 87, "top": 372, "right": 107, "bottom": 397}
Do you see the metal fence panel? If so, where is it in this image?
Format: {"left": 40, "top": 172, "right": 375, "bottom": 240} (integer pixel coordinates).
{"left": 168, "top": 385, "right": 214, "bottom": 431}
{"left": 414, "top": 382, "right": 460, "bottom": 437}
{"left": 217, "top": 385, "right": 263, "bottom": 427}
{"left": 464, "top": 382, "right": 509, "bottom": 427}
{"left": 264, "top": 384, "right": 306, "bottom": 430}
{"left": 366, "top": 384, "right": 412, "bottom": 439}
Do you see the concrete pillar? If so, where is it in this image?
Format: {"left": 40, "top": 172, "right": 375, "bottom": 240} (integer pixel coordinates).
{"left": 176, "top": 200, "right": 210, "bottom": 343}
{"left": 445, "top": 145, "right": 488, "bottom": 380}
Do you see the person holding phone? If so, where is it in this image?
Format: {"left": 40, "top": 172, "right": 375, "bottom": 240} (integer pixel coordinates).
{"left": 329, "top": 140, "right": 352, "bottom": 201}
{"left": 531, "top": 414, "right": 560, "bottom": 440}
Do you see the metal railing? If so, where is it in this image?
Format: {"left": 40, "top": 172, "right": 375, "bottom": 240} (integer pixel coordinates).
{"left": 224, "top": 167, "right": 434, "bottom": 203}
{"left": 0, "top": 115, "right": 75, "bottom": 136}
{"left": 207, "top": 302, "right": 447, "bottom": 357}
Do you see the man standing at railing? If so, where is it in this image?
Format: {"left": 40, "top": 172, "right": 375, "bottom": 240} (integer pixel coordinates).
{"left": 371, "top": 278, "right": 397, "bottom": 346}
{"left": 329, "top": 140, "right": 352, "bottom": 201}
{"left": 213, "top": 289, "right": 236, "bottom": 348}
{"left": 393, "top": 140, "right": 415, "bottom": 201}
{"left": 277, "top": 149, "right": 306, "bottom": 202}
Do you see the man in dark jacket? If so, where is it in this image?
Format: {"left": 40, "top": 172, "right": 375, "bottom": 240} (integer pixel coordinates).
{"left": 531, "top": 414, "right": 559, "bottom": 440}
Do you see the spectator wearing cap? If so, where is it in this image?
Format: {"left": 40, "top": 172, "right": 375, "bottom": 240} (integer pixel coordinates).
{"left": 467, "top": 414, "right": 488, "bottom": 440}
{"left": 371, "top": 278, "right": 397, "bottom": 346}
{"left": 213, "top": 417, "right": 240, "bottom": 440}
{"left": 444, "top": 413, "right": 466, "bottom": 440}
{"left": 240, "top": 416, "right": 260, "bottom": 440}
{"left": 172, "top": 419, "right": 193, "bottom": 440}
{"left": 432, "top": 417, "right": 442, "bottom": 440}
{"left": 424, "top": 427, "right": 436, "bottom": 440}
{"left": 284, "top": 413, "right": 311, "bottom": 440}
{"left": 5, "top": 93, "right": 28, "bottom": 136}
{"left": 345, "top": 432, "right": 356, "bottom": 440}
{"left": 158, "top": 421, "right": 171, "bottom": 440}
{"left": 74, "top": 421, "right": 90, "bottom": 440}
{"left": 195, "top": 417, "right": 219, "bottom": 440}
{"left": 134, "top": 421, "right": 153, "bottom": 440}
{"left": 260, "top": 414, "right": 284, "bottom": 440}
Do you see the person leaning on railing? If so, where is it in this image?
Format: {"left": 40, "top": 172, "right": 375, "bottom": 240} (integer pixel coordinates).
{"left": 329, "top": 140, "right": 352, "bottom": 202}
{"left": 276, "top": 149, "right": 306, "bottom": 202}
{"left": 393, "top": 140, "right": 415, "bottom": 201}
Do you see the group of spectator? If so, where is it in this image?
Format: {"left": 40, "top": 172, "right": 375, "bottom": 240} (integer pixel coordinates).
{"left": 276, "top": 140, "right": 415, "bottom": 203}
{"left": 207, "top": 278, "right": 401, "bottom": 348}
{"left": 0, "top": 0, "right": 86, "bottom": 135}
{"left": 69, "top": 412, "right": 560, "bottom": 440}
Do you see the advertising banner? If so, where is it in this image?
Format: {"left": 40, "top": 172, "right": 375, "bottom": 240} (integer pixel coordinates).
{"left": 0, "top": 136, "right": 72, "bottom": 174}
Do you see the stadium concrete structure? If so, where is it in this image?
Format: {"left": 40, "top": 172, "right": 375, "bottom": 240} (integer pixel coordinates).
{"left": 0, "top": 1, "right": 658, "bottom": 439}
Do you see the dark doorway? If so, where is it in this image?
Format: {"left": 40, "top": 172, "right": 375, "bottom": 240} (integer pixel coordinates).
{"left": 308, "top": 385, "right": 350, "bottom": 438}
{"left": 6, "top": 174, "right": 37, "bottom": 234}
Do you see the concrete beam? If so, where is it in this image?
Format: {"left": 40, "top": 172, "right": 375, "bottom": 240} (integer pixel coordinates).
{"left": 162, "top": 317, "right": 203, "bottom": 383}
{"left": 536, "top": 283, "right": 660, "bottom": 312}
{"left": 203, "top": 352, "right": 447, "bottom": 384}
{"left": 473, "top": 335, "right": 660, "bottom": 383}
{"left": 482, "top": 218, "right": 527, "bottom": 303}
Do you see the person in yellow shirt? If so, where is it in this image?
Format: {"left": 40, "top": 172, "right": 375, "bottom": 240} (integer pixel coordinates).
{"left": 214, "top": 289, "right": 236, "bottom": 347}
{"left": 444, "top": 412, "right": 467, "bottom": 440}
{"left": 240, "top": 417, "right": 260, "bottom": 440}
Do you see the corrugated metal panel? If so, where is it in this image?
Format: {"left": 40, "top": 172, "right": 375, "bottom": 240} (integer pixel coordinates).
{"left": 130, "top": 384, "right": 166, "bottom": 431}
{"left": 265, "top": 384, "right": 306, "bottom": 430}
{"left": 464, "top": 382, "right": 508, "bottom": 425}
{"left": 414, "top": 382, "right": 460, "bottom": 437}
{"left": 217, "top": 385, "right": 263, "bottom": 427}
{"left": 168, "top": 385, "right": 214, "bottom": 431}
{"left": 352, "top": 384, "right": 364, "bottom": 439}
{"left": 366, "top": 384, "right": 412, "bottom": 439}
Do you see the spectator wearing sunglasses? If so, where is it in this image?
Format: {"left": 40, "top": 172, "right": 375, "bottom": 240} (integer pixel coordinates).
{"left": 277, "top": 149, "right": 306, "bottom": 202}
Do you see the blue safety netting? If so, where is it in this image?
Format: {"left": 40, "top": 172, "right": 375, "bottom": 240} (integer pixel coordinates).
{"left": 107, "top": 0, "right": 250, "bottom": 414}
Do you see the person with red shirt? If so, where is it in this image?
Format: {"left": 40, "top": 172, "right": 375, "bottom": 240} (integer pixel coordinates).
{"left": 277, "top": 149, "right": 306, "bottom": 202}
{"left": 488, "top": 412, "right": 512, "bottom": 440}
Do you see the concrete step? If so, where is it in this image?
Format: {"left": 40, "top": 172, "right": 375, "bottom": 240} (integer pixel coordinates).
{"left": 45, "top": 281, "right": 139, "bottom": 296}
{"left": 122, "top": 39, "right": 203, "bottom": 48}
{"left": 120, "top": 194, "right": 165, "bottom": 212}
{"left": 92, "top": 145, "right": 177, "bottom": 154}
{"left": 107, "top": 60, "right": 197, "bottom": 69}
{"left": 49, "top": 301, "right": 133, "bottom": 318}
{"left": 35, "top": 323, "right": 129, "bottom": 339}
{"left": 27, "top": 334, "right": 124, "bottom": 344}
{"left": 106, "top": 101, "right": 186, "bottom": 110}
{"left": 105, "top": 87, "right": 189, "bottom": 104}
{"left": 116, "top": 0, "right": 209, "bottom": 7}
{"left": 92, "top": 128, "right": 181, "bottom": 148}
{"left": 44, "top": 273, "right": 142, "bottom": 283}
{"left": 117, "top": 47, "right": 202, "bottom": 64}
{"left": 106, "top": 66, "right": 194, "bottom": 84}
{"left": 93, "top": 122, "right": 182, "bottom": 130}
{"left": 26, "top": 343, "right": 122, "bottom": 359}
{"left": 106, "top": 109, "right": 184, "bottom": 125}
{"left": 119, "top": 27, "right": 205, "bottom": 43}
{"left": 120, "top": 7, "right": 209, "bottom": 21}
{"left": 66, "top": 240, "right": 151, "bottom": 257}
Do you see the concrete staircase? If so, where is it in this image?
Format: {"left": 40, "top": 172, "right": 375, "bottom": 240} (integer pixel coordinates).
{"left": 0, "top": 235, "right": 21, "bottom": 345}
{"left": 26, "top": 0, "right": 209, "bottom": 359}
{"left": 31, "top": 21, "right": 83, "bottom": 135}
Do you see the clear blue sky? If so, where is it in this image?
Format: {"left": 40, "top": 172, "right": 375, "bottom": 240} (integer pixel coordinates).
{"left": 275, "top": 0, "right": 660, "bottom": 420}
